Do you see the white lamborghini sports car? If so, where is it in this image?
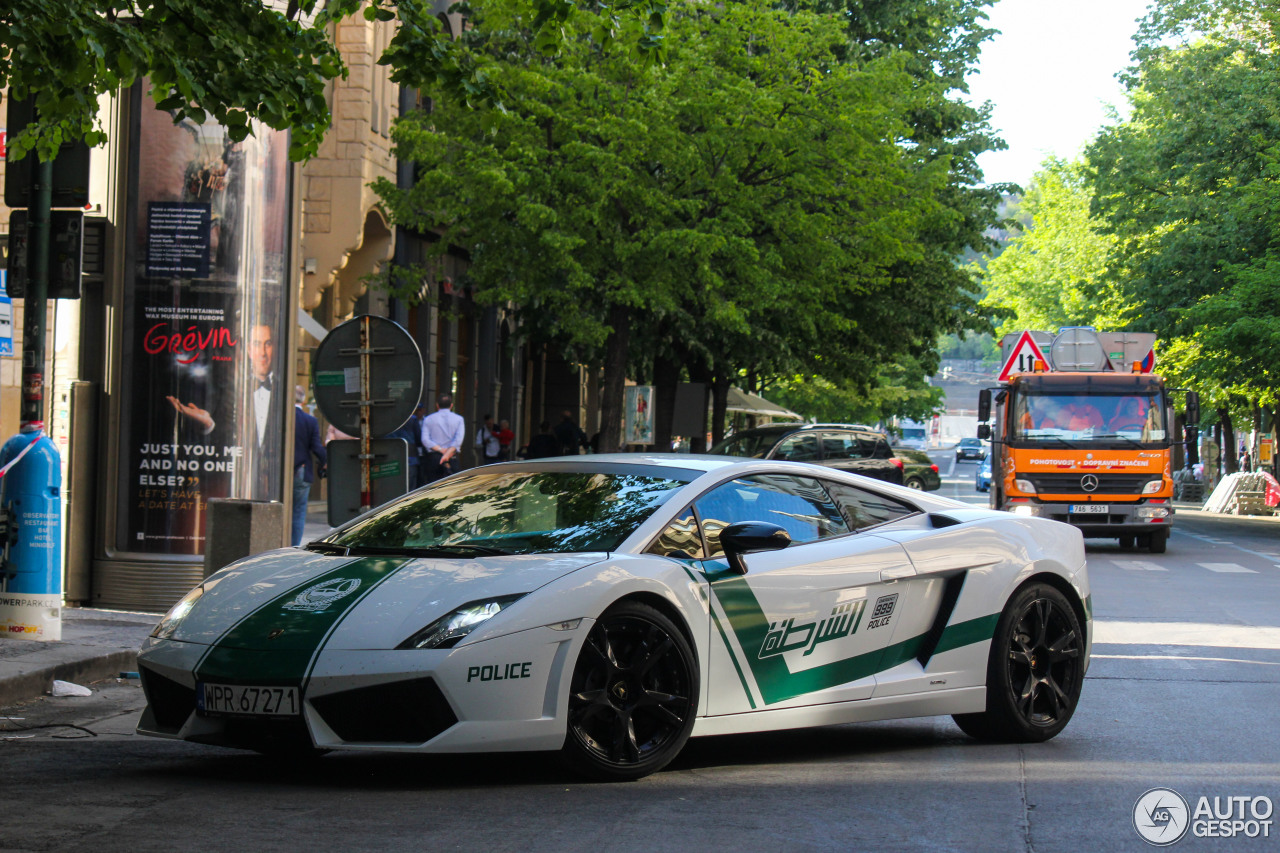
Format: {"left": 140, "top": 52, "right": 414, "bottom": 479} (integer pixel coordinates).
{"left": 137, "top": 455, "right": 1092, "bottom": 780}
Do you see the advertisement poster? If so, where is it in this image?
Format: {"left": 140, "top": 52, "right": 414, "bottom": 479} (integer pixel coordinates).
{"left": 624, "top": 385, "right": 655, "bottom": 445}
{"left": 0, "top": 271, "right": 12, "bottom": 356}
{"left": 116, "top": 98, "right": 290, "bottom": 555}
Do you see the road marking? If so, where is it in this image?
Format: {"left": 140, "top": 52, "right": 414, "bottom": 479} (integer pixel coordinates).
{"left": 1199, "top": 562, "right": 1257, "bottom": 574}
{"left": 1175, "top": 528, "right": 1280, "bottom": 565}
{"left": 1095, "top": 620, "right": 1280, "bottom": 649}
{"left": 1093, "top": 654, "right": 1280, "bottom": 666}
{"left": 1113, "top": 560, "right": 1167, "bottom": 572}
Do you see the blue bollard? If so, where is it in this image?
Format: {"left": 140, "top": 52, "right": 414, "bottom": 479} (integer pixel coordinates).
{"left": 0, "top": 431, "right": 63, "bottom": 641}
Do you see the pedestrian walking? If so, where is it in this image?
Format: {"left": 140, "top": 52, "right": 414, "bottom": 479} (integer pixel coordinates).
{"left": 554, "top": 410, "right": 588, "bottom": 456}
{"left": 523, "top": 421, "right": 561, "bottom": 459}
{"left": 475, "top": 413, "right": 502, "bottom": 464}
{"left": 409, "top": 403, "right": 429, "bottom": 487}
{"left": 292, "top": 386, "right": 326, "bottom": 547}
{"left": 420, "top": 394, "right": 465, "bottom": 483}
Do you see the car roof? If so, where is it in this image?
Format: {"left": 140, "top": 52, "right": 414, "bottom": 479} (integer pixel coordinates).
{"left": 722, "top": 423, "right": 884, "bottom": 438}
{"left": 496, "top": 453, "right": 750, "bottom": 474}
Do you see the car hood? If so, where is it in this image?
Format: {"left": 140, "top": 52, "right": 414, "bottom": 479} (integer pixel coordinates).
{"left": 167, "top": 547, "right": 607, "bottom": 651}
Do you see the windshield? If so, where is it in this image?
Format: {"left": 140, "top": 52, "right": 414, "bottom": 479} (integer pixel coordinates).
{"left": 322, "top": 470, "right": 689, "bottom": 555}
{"left": 1011, "top": 392, "right": 1167, "bottom": 444}
{"left": 709, "top": 432, "right": 784, "bottom": 458}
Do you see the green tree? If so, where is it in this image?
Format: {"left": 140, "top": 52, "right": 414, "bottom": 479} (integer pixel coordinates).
{"left": 979, "top": 157, "right": 1115, "bottom": 333}
{"left": 379, "top": 0, "right": 956, "bottom": 449}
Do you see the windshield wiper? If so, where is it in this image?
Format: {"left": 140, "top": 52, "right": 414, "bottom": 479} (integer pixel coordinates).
{"left": 1026, "top": 435, "right": 1078, "bottom": 449}
{"left": 1094, "top": 433, "right": 1146, "bottom": 449}
{"left": 338, "top": 543, "right": 514, "bottom": 558}
{"left": 305, "top": 542, "right": 349, "bottom": 555}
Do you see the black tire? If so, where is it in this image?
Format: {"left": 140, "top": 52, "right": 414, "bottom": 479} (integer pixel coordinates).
{"left": 1119, "top": 535, "right": 1135, "bottom": 550}
{"left": 906, "top": 477, "right": 924, "bottom": 490}
{"left": 953, "top": 583, "right": 1084, "bottom": 743}
{"left": 562, "top": 602, "right": 698, "bottom": 781}
{"left": 1148, "top": 531, "right": 1168, "bottom": 554}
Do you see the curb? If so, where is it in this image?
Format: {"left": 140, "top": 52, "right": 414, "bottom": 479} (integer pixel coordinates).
{"left": 0, "top": 650, "right": 139, "bottom": 709}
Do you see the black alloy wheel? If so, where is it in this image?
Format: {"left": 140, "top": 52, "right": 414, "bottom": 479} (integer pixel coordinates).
{"left": 953, "top": 583, "right": 1084, "bottom": 743}
{"left": 562, "top": 602, "right": 698, "bottom": 781}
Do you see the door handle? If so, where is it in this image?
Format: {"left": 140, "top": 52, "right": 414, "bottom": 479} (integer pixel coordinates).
{"left": 880, "top": 565, "right": 916, "bottom": 581}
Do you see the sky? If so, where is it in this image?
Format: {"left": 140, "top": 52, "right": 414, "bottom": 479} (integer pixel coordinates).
{"left": 966, "top": 0, "right": 1155, "bottom": 188}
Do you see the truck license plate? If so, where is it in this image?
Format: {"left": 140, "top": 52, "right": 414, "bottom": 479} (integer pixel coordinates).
{"left": 1069, "top": 504, "right": 1109, "bottom": 514}
{"left": 197, "top": 683, "right": 300, "bottom": 717}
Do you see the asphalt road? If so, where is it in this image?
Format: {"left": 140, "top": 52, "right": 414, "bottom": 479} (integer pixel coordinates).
{"left": 2, "top": 457, "right": 1277, "bottom": 852}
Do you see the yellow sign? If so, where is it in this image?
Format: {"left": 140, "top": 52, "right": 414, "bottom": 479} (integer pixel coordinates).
{"left": 1261, "top": 438, "right": 1274, "bottom": 465}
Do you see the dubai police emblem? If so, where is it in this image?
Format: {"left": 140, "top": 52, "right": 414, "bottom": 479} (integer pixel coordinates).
{"left": 283, "top": 578, "right": 362, "bottom": 612}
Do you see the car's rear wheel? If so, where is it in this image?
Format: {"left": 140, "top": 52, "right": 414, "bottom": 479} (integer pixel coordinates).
{"left": 953, "top": 583, "right": 1083, "bottom": 743}
{"left": 906, "top": 477, "right": 924, "bottom": 490}
{"left": 562, "top": 601, "right": 698, "bottom": 781}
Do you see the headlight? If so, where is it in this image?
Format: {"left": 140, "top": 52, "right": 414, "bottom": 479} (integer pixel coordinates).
{"left": 1142, "top": 479, "right": 1164, "bottom": 494}
{"left": 1014, "top": 478, "right": 1036, "bottom": 494}
{"left": 150, "top": 585, "right": 205, "bottom": 639}
{"left": 1012, "top": 505, "right": 1043, "bottom": 517}
{"left": 1137, "top": 506, "right": 1170, "bottom": 519}
{"left": 397, "top": 594, "right": 526, "bottom": 650}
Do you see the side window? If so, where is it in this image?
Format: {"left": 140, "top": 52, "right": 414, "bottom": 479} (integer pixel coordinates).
{"left": 773, "top": 433, "right": 820, "bottom": 462}
{"left": 820, "top": 432, "right": 863, "bottom": 460}
{"left": 695, "top": 475, "right": 850, "bottom": 558}
{"left": 859, "top": 433, "right": 891, "bottom": 459}
{"left": 648, "top": 505, "right": 706, "bottom": 560}
{"left": 823, "top": 481, "right": 919, "bottom": 530}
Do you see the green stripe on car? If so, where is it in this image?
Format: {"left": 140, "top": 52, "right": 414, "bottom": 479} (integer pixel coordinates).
{"left": 195, "top": 557, "right": 410, "bottom": 685}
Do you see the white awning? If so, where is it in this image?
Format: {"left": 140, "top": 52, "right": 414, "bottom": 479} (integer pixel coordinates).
{"left": 724, "top": 388, "right": 802, "bottom": 420}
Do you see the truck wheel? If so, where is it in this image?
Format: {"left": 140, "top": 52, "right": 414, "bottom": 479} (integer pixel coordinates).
{"left": 1148, "top": 532, "right": 1168, "bottom": 554}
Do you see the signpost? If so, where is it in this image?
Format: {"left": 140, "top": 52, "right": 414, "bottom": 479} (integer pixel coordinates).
{"left": 312, "top": 315, "right": 423, "bottom": 526}
{"left": 997, "top": 330, "right": 1051, "bottom": 382}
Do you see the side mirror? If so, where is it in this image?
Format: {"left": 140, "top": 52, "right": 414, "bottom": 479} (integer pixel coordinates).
{"left": 977, "top": 423, "right": 991, "bottom": 440}
{"left": 720, "top": 521, "right": 791, "bottom": 575}
{"left": 977, "top": 389, "right": 991, "bottom": 423}
{"left": 1186, "top": 390, "right": 1200, "bottom": 425}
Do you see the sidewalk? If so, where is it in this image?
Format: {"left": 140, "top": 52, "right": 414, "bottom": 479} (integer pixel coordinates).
{"left": 0, "top": 502, "right": 338, "bottom": 710}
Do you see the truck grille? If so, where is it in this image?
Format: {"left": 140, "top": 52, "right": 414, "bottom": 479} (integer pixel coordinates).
{"left": 1028, "top": 473, "right": 1157, "bottom": 495}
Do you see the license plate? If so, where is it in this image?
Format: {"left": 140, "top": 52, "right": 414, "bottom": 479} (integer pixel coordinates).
{"left": 1070, "top": 504, "right": 1109, "bottom": 514}
{"left": 197, "top": 683, "right": 300, "bottom": 717}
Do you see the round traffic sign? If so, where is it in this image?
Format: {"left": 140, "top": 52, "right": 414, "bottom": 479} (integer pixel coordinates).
{"left": 312, "top": 315, "right": 423, "bottom": 435}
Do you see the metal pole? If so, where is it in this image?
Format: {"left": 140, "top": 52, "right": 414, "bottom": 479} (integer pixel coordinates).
{"left": 20, "top": 159, "right": 53, "bottom": 432}
{"left": 359, "top": 315, "right": 372, "bottom": 512}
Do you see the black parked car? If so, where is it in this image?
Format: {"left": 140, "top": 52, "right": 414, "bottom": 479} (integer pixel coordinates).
{"left": 708, "top": 424, "right": 904, "bottom": 485}
{"left": 894, "top": 449, "right": 941, "bottom": 491}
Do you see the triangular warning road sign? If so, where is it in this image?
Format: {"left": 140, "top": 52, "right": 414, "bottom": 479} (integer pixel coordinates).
{"left": 998, "top": 330, "right": 1050, "bottom": 382}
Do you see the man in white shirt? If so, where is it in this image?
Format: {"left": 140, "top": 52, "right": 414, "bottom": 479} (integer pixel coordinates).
{"left": 420, "top": 394, "right": 465, "bottom": 483}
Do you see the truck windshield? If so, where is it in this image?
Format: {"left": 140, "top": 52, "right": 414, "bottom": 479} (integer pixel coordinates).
{"left": 1011, "top": 392, "right": 1167, "bottom": 444}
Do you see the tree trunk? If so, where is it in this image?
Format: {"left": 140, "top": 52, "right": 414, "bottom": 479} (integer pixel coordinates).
{"left": 711, "top": 375, "right": 730, "bottom": 446}
{"left": 652, "top": 353, "right": 680, "bottom": 452}
{"left": 1219, "top": 407, "right": 1236, "bottom": 474}
{"left": 597, "top": 303, "right": 631, "bottom": 454}
{"left": 688, "top": 361, "right": 711, "bottom": 453}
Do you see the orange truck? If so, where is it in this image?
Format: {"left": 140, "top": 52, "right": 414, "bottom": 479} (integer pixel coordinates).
{"left": 977, "top": 328, "right": 1199, "bottom": 554}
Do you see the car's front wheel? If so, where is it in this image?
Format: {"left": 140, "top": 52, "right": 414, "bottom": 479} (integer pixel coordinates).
{"left": 562, "top": 601, "right": 698, "bottom": 781}
{"left": 906, "top": 477, "right": 924, "bottom": 490}
{"left": 953, "top": 583, "right": 1084, "bottom": 743}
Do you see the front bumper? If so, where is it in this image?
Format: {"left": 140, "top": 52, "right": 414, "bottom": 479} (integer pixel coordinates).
{"left": 136, "top": 621, "right": 589, "bottom": 754}
{"left": 1023, "top": 501, "right": 1172, "bottom": 538}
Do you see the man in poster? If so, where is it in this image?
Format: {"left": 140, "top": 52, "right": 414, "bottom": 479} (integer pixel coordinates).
{"left": 164, "top": 321, "right": 283, "bottom": 500}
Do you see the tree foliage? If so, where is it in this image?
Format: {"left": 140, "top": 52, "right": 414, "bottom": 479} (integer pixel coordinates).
{"left": 979, "top": 157, "right": 1115, "bottom": 334}
{"left": 378, "top": 0, "right": 1004, "bottom": 444}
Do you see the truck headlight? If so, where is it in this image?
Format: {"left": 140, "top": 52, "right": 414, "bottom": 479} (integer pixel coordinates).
{"left": 1012, "top": 505, "right": 1044, "bottom": 517}
{"left": 1136, "top": 506, "right": 1170, "bottom": 519}
{"left": 1014, "top": 478, "right": 1036, "bottom": 494}
{"left": 397, "top": 594, "right": 526, "bottom": 650}
{"left": 1142, "top": 479, "right": 1164, "bottom": 494}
